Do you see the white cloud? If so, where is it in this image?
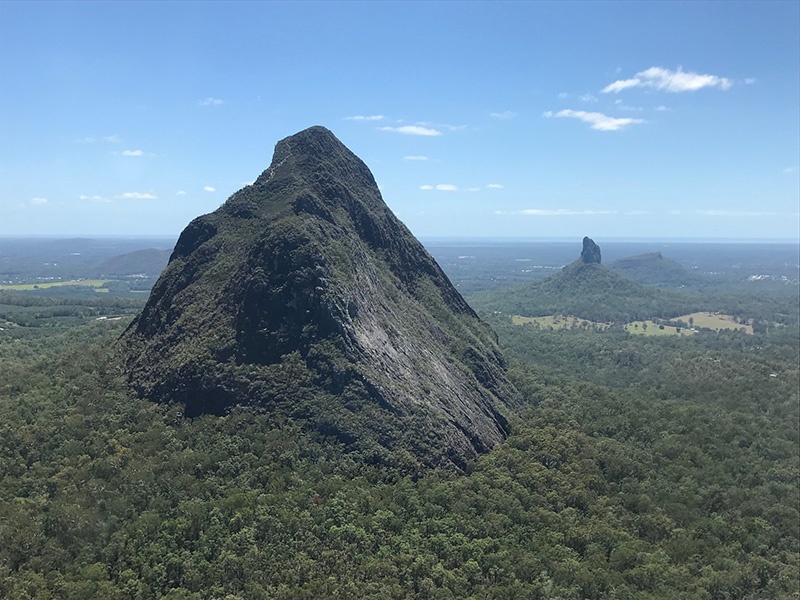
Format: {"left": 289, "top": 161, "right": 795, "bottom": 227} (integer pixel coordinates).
{"left": 198, "top": 97, "right": 224, "bottom": 106}
{"left": 379, "top": 125, "right": 442, "bottom": 136}
{"left": 118, "top": 192, "right": 157, "bottom": 200}
{"left": 486, "top": 183, "right": 504, "bottom": 189}
{"left": 404, "top": 155, "right": 429, "bottom": 161}
{"left": 77, "top": 134, "right": 121, "bottom": 144}
{"left": 580, "top": 94, "right": 598, "bottom": 102}
{"left": 79, "top": 194, "right": 111, "bottom": 203}
{"left": 203, "top": 186, "right": 215, "bottom": 192}
{"left": 655, "top": 105, "right": 671, "bottom": 112}
{"left": 437, "top": 123, "right": 467, "bottom": 132}
{"left": 30, "top": 197, "right": 49, "bottom": 205}
{"left": 558, "top": 92, "right": 568, "bottom": 99}
{"left": 496, "top": 209, "right": 616, "bottom": 216}
{"left": 694, "top": 209, "right": 779, "bottom": 217}
{"left": 543, "top": 109, "right": 645, "bottom": 131}
{"left": 782, "top": 167, "right": 798, "bottom": 174}
{"left": 602, "top": 66, "right": 732, "bottom": 94}
{"left": 176, "top": 190, "right": 187, "bottom": 195}
{"left": 467, "top": 187, "right": 481, "bottom": 192}
{"left": 420, "top": 184, "right": 458, "bottom": 191}
{"left": 121, "top": 149, "right": 144, "bottom": 156}
{"left": 345, "top": 115, "right": 385, "bottom": 121}
{"left": 744, "top": 78, "right": 757, "bottom": 85}
{"left": 490, "top": 110, "right": 517, "bottom": 120}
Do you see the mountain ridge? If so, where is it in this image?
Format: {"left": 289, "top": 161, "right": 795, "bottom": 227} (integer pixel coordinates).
{"left": 120, "top": 126, "right": 519, "bottom": 468}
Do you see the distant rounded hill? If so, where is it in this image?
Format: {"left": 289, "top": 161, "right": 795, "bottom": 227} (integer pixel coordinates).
{"left": 608, "top": 251, "right": 700, "bottom": 287}
{"left": 470, "top": 238, "right": 699, "bottom": 323}
{"left": 95, "top": 248, "right": 171, "bottom": 277}
{"left": 120, "top": 126, "right": 519, "bottom": 469}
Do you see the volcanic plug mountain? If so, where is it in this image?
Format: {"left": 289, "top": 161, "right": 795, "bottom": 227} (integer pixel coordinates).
{"left": 121, "top": 126, "right": 519, "bottom": 467}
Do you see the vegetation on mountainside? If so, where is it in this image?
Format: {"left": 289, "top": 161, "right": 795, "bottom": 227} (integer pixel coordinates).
{"left": 121, "top": 127, "right": 517, "bottom": 467}
{"left": 0, "top": 281, "right": 797, "bottom": 599}
{"left": 469, "top": 261, "right": 701, "bottom": 323}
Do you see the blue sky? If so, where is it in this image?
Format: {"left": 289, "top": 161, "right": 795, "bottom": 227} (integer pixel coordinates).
{"left": 1, "top": 1, "right": 798, "bottom": 240}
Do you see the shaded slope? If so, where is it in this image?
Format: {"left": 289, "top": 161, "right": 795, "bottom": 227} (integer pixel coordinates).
{"left": 120, "top": 126, "right": 518, "bottom": 468}
{"left": 95, "top": 248, "right": 171, "bottom": 277}
{"left": 609, "top": 251, "right": 700, "bottom": 287}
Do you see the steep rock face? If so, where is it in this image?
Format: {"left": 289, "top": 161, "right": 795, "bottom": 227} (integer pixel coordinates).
{"left": 120, "top": 126, "right": 519, "bottom": 468}
{"left": 580, "top": 236, "right": 602, "bottom": 264}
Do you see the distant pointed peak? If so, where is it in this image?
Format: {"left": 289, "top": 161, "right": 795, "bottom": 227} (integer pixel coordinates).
{"left": 581, "top": 236, "right": 602, "bottom": 264}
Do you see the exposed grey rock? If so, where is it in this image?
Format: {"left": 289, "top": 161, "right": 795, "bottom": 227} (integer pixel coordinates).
{"left": 581, "top": 236, "right": 602, "bottom": 264}
{"left": 120, "top": 126, "right": 519, "bottom": 469}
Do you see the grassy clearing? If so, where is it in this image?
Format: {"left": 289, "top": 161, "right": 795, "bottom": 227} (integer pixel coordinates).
{"left": 0, "top": 279, "right": 110, "bottom": 291}
{"left": 511, "top": 314, "right": 611, "bottom": 330}
{"left": 625, "top": 320, "right": 696, "bottom": 336}
{"left": 513, "top": 312, "right": 751, "bottom": 336}
{"left": 678, "top": 312, "right": 753, "bottom": 334}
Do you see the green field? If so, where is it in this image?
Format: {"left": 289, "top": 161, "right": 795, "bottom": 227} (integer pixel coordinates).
{"left": 0, "top": 279, "right": 110, "bottom": 291}
{"left": 511, "top": 314, "right": 611, "bottom": 330}
{"left": 679, "top": 311, "right": 753, "bottom": 334}
{"left": 625, "top": 320, "right": 696, "bottom": 336}
{"left": 513, "top": 312, "right": 751, "bottom": 336}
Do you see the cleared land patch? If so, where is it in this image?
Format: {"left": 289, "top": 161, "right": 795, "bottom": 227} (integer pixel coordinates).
{"left": 0, "top": 279, "right": 111, "bottom": 292}
{"left": 678, "top": 312, "right": 752, "bottom": 334}
{"left": 511, "top": 315, "right": 611, "bottom": 331}
{"left": 512, "top": 312, "right": 752, "bottom": 336}
{"left": 625, "top": 320, "right": 696, "bottom": 336}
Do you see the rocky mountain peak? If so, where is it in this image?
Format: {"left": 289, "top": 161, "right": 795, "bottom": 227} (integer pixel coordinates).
{"left": 120, "top": 127, "right": 519, "bottom": 469}
{"left": 580, "top": 236, "right": 602, "bottom": 264}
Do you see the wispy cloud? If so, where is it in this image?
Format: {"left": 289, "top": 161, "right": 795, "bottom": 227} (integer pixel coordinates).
{"left": 744, "top": 78, "right": 757, "bottom": 85}
{"left": 203, "top": 186, "right": 216, "bottom": 192}
{"left": 121, "top": 149, "right": 144, "bottom": 157}
{"left": 118, "top": 192, "right": 157, "bottom": 200}
{"left": 345, "top": 115, "right": 385, "bottom": 121}
{"left": 77, "top": 134, "right": 121, "bottom": 144}
{"left": 580, "top": 94, "right": 598, "bottom": 102}
{"left": 543, "top": 109, "right": 645, "bottom": 131}
{"left": 79, "top": 194, "right": 111, "bottom": 203}
{"left": 694, "top": 209, "right": 779, "bottom": 217}
{"left": 496, "top": 209, "right": 616, "bottom": 216}
{"left": 490, "top": 110, "right": 517, "bottom": 120}
{"left": 198, "top": 97, "right": 224, "bottom": 106}
{"left": 176, "top": 190, "right": 187, "bottom": 196}
{"left": 30, "top": 197, "right": 49, "bottom": 205}
{"left": 404, "top": 155, "right": 429, "bottom": 161}
{"left": 486, "top": 183, "right": 504, "bottom": 189}
{"left": 379, "top": 125, "right": 442, "bottom": 136}
{"left": 655, "top": 105, "right": 671, "bottom": 112}
{"left": 783, "top": 166, "right": 798, "bottom": 174}
{"left": 602, "top": 66, "right": 732, "bottom": 93}
{"left": 624, "top": 210, "right": 650, "bottom": 215}
{"left": 420, "top": 184, "right": 458, "bottom": 191}
{"left": 614, "top": 99, "right": 643, "bottom": 111}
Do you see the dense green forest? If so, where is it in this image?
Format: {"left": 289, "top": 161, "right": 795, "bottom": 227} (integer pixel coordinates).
{"left": 1, "top": 273, "right": 798, "bottom": 599}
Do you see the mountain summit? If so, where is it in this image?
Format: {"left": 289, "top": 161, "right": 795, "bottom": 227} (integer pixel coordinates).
{"left": 120, "top": 126, "right": 518, "bottom": 468}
